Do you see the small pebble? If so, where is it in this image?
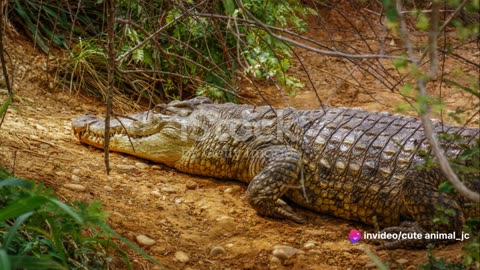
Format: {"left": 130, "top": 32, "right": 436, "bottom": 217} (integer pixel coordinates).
{"left": 151, "top": 165, "right": 162, "bottom": 170}
{"left": 270, "top": 256, "right": 282, "bottom": 264}
{"left": 71, "top": 175, "right": 80, "bottom": 182}
{"left": 174, "top": 197, "right": 184, "bottom": 204}
{"left": 209, "top": 246, "right": 226, "bottom": 257}
{"left": 72, "top": 168, "right": 81, "bottom": 174}
{"left": 396, "top": 258, "right": 409, "bottom": 265}
{"left": 35, "top": 124, "right": 47, "bottom": 130}
{"left": 111, "top": 211, "right": 126, "bottom": 218}
{"left": 303, "top": 241, "right": 316, "bottom": 249}
{"left": 104, "top": 186, "right": 113, "bottom": 191}
{"left": 272, "top": 245, "right": 304, "bottom": 260}
{"left": 135, "top": 162, "right": 149, "bottom": 169}
{"left": 186, "top": 181, "right": 197, "bottom": 190}
{"left": 136, "top": 235, "right": 156, "bottom": 246}
{"left": 116, "top": 164, "right": 136, "bottom": 170}
{"left": 227, "top": 186, "right": 242, "bottom": 193}
{"left": 151, "top": 190, "right": 162, "bottom": 197}
{"left": 161, "top": 187, "right": 176, "bottom": 194}
{"left": 63, "top": 183, "right": 86, "bottom": 191}
{"left": 174, "top": 251, "right": 190, "bottom": 263}
{"left": 215, "top": 215, "right": 234, "bottom": 222}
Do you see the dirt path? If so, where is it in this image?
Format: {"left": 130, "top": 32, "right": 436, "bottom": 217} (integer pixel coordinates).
{"left": 1, "top": 18, "right": 478, "bottom": 270}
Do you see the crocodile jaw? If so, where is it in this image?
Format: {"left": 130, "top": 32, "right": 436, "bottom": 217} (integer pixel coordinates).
{"left": 72, "top": 113, "right": 191, "bottom": 166}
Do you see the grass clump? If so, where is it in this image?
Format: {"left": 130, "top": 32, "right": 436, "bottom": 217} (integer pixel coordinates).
{"left": 0, "top": 166, "right": 163, "bottom": 269}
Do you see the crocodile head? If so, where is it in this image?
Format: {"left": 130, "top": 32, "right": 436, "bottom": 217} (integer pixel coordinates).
{"left": 72, "top": 97, "right": 213, "bottom": 166}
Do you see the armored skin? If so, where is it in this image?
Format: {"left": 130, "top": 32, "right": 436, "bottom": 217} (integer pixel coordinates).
{"left": 72, "top": 97, "right": 479, "bottom": 249}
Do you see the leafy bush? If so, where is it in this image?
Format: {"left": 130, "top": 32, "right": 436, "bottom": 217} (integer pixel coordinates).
{"left": 11, "top": 0, "right": 314, "bottom": 105}
{"left": 0, "top": 167, "right": 163, "bottom": 269}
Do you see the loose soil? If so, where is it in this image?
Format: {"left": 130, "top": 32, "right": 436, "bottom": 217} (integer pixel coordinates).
{"left": 1, "top": 6, "right": 479, "bottom": 270}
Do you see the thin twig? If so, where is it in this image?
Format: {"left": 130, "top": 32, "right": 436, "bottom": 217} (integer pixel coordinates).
{"left": 104, "top": 0, "right": 115, "bottom": 174}
{"left": 0, "top": 0, "right": 13, "bottom": 129}
{"left": 396, "top": 1, "right": 479, "bottom": 202}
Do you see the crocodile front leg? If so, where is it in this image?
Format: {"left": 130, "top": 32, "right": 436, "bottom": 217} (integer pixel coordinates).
{"left": 246, "top": 146, "right": 304, "bottom": 223}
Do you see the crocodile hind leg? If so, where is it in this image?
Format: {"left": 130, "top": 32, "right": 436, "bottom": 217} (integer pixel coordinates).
{"left": 380, "top": 188, "right": 465, "bottom": 249}
{"left": 246, "top": 146, "right": 304, "bottom": 223}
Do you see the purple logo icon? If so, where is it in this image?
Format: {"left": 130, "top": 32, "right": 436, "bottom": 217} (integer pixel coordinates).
{"left": 349, "top": 229, "right": 362, "bottom": 243}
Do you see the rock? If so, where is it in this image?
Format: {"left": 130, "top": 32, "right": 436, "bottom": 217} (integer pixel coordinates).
{"left": 151, "top": 165, "right": 162, "bottom": 170}
{"left": 396, "top": 258, "right": 409, "bottom": 265}
{"left": 174, "top": 251, "right": 190, "bottom": 263}
{"left": 136, "top": 235, "right": 156, "bottom": 246}
{"left": 71, "top": 175, "right": 80, "bottom": 182}
{"left": 116, "top": 164, "right": 137, "bottom": 170}
{"left": 186, "top": 181, "right": 197, "bottom": 190}
{"left": 215, "top": 215, "right": 234, "bottom": 222}
{"left": 135, "top": 162, "right": 149, "bottom": 169}
{"left": 161, "top": 187, "right": 176, "bottom": 194}
{"left": 225, "top": 186, "right": 242, "bottom": 193}
{"left": 63, "top": 183, "right": 86, "bottom": 191}
{"left": 270, "top": 256, "right": 282, "bottom": 264}
{"left": 303, "top": 241, "right": 316, "bottom": 249}
{"left": 174, "top": 197, "right": 184, "bottom": 204}
{"left": 307, "top": 249, "right": 322, "bottom": 255}
{"left": 35, "top": 124, "right": 47, "bottom": 131}
{"left": 111, "top": 211, "right": 126, "bottom": 218}
{"left": 103, "top": 186, "right": 113, "bottom": 191}
{"left": 72, "top": 168, "right": 81, "bottom": 174}
{"left": 214, "top": 215, "right": 237, "bottom": 231}
{"left": 327, "top": 258, "right": 336, "bottom": 265}
{"left": 272, "top": 245, "right": 304, "bottom": 260}
{"left": 151, "top": 190, "right": 162, "bottom": 197}
{"left": 209, "top": 246, "right": 226, "bottom": 257}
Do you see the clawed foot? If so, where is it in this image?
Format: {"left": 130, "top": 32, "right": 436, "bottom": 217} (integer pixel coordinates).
{"left": 272, "top": 199, "right": 305, "bottom": 224}
{"left": 248, "top": 196, "right": 304, "bottom": 224}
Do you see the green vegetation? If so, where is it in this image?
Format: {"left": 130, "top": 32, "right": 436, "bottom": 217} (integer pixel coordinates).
{"left": 384, "top": 0, "right": 480, "bottom": 268}
{"left": 0, "top": 167, "right": 163, "bottom": 269}
{"left": 11, "top": 0, "right": 314, "bottom": 106}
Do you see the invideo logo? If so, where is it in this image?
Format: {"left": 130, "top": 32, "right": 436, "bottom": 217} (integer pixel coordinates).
{"left": 348, "top": 229, "right": 362, "bottom": 243}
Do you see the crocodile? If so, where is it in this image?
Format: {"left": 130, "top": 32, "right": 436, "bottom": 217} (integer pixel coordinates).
{"left": 72, "top": 97, "right": 480, "bottom": 249}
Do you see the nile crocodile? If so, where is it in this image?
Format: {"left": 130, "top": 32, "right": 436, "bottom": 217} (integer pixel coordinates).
{"left": 72, "top": 97, "right": 479, "bottom": 249}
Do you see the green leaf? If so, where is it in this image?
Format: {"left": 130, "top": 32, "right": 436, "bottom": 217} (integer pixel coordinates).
{"left": 47, "top": 198, "right": 84, "bottom": 225}
{"left": 0, "top": 178, "right": 33, "bottom": 189}
{"left": 442, "top": 78, "right": 480, "bottom": 98}
{"left": 416, "top": 13, "right": 429, "bottom": 31}
{"left": 0, "top": 196, "right": 47, "bottom": 222}
{"left": 399, "top": 82, "right": 414, "bottom": 96}
{"left": 222, "top": 0, "right": 235, "bottom": 15}
{"left": 439, "top": 181, "right": 454, "bottom": 194}
{"left": 0, "top": 250, "right": 12, "bottom": 270}
{"left": 3, "top": 212, "right": 34, "bottom": 248}
{"left": 9, "top": 255, "right": 67, "bottom": 270}
{"left": 392, "top": 56, "right": 408, "bottom": 69}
